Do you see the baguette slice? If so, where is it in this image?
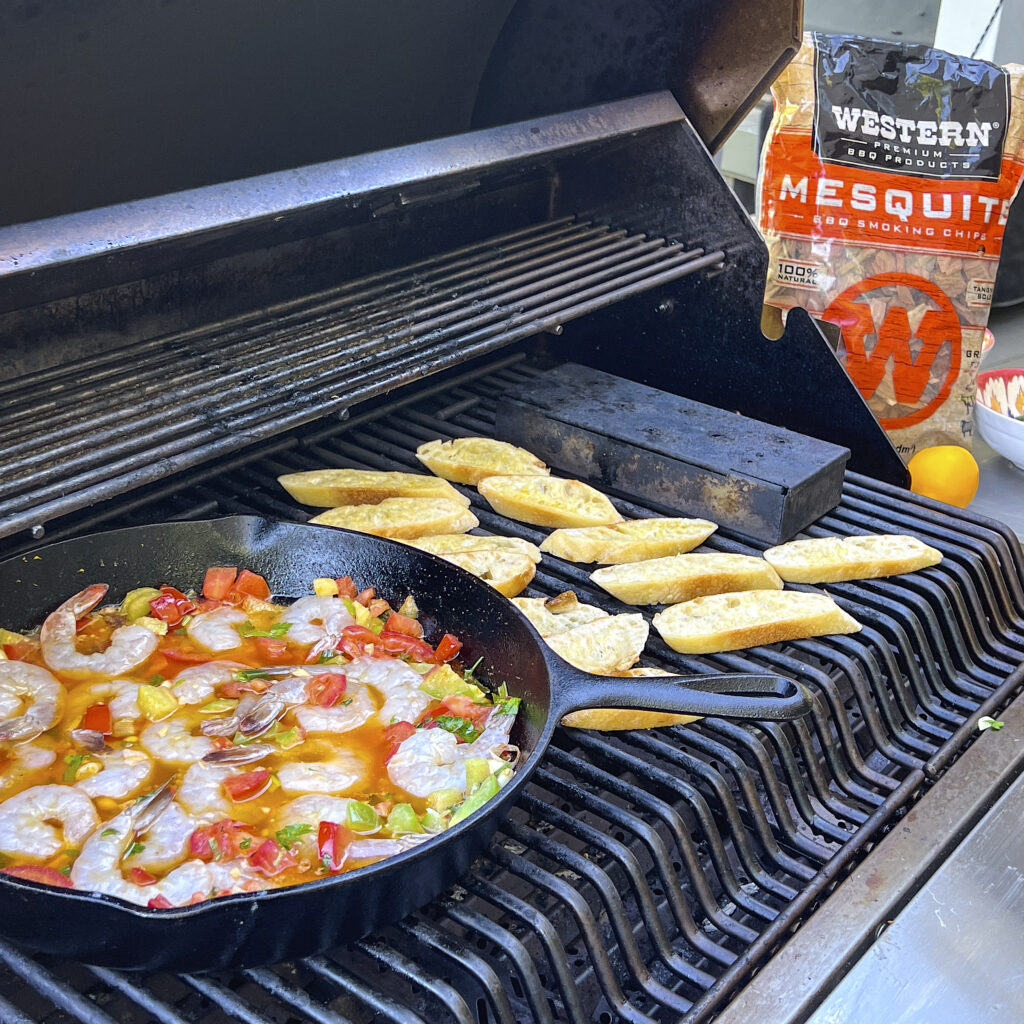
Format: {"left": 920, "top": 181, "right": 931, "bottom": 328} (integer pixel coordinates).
{"left": 478, "top": 476, "right": 623, "bottom": 529}
{"left": 279, "top": 469, "right": 470, "bottom": 507}
{"left": 512, "top": 592, "right": 609, "bottom": 636}
{"left": 560, "top": 667, "right": 702, "bottom": 731}
{"left": 416, "top": 437, "right": 549, "bottom": 486}
{"left": 763, "top": 534, "right": 943, "bottom": 584}
{"left": 653, "top": 591, "right": 861, "bottom": 654}
{"left": 541, "top": 518, "right": 717, "bottom": 564}
{"left": 545, "top": 614, "right": 648, "bottom": 674}
{"left": 309, "top": 498, "right": 478, "bottom": 539}
{"left": 409, "top": 533, "right": 542, "bottom": 564}
{"left": 592, "top": 553, "right": 783, "bottom": 606}
{"left": 434, "top": 549, "right": 536, "bottom": 598}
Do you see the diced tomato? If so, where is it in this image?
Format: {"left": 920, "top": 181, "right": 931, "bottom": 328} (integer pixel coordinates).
{"left": 188, "top": 819, "right": 253, "bottom": 861}
{"left": 161, "top": 647, "right": 211, "bottom": 664}
{"left": 149, "top": 586, "right": 197, "bottom": 627}
{"left": 254, "top": 636, "right": 289, "bottom": 662}
{"left": 81, "top": 703, "right": 112, "bottom": 736}
{"left": 147, "top": 894, "right": 174, "bottom": 909}
{"left": 128, "top": 867, "right": 157, "bottom": 886}
{"left": 383, "top": 720, "right": 417, "bottom": 763}
{"left": 1, "top": 865, "right": 74, "bottom": 888}
{"left": 222, "top": 770, "right": 271, "bottom": 803}
{"left": 367, "top": 598, "right": 390, "bottom": 617}
{"left": 383, "top": 612, "right": 422, "bottom": 638}
{"left": 378, "top": 631, "right": 438, "bottom": 663}
{"left": 247, "top": 838, "right": 297, "bottom": 877}
{"left": 417, "top": 694, "right": 493, "bottom": 733}
{"left": 334, "top": 576, "right": 358, "bottom": 600}
{"left": 434, "top": 633, "right": 463, "bottom": 663}
{"left": 220, "top": 678, "right": 269, "bottom": 699}
{"left": 317, "top": 821, "right": 352, "bottom": 872}
{"left": 232, "top": 570, "right": 271, "bottom": 600}
{"left": 308, "top": 673, "right": 347, "bottom": 708}
{"left": 2, "top": 641, "right": 36, "bottom": 661}
{"left": 202, "top": 567, "right": 238, "bottom": 601}
{"left": 355, "top": 587, "right": 375, "bottom": 607}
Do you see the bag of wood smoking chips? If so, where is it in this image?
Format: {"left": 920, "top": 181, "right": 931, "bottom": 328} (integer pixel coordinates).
{"left": 758, "top": 33, "right": 1024, "bottom": 460}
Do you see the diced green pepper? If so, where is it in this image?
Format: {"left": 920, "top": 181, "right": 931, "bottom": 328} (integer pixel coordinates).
{"left": 119, "top": 587, "right": 162, "bottom": 622}
{"left": 464, "top": 758, "right": 491, "bottom": 789}
{"left": 199, "top": 697, "right": 238, "bottom": 714}
{"left": 449, "top": 773, "right": 501, "bottom": 826}
{"left": 386, "top": 803, "right": 424, "bottom": 835}
{"left": 425, "top": 788, "right": 462, "bottom": 812}
{"left": 419, "top": 664, "right": 488, "bottom": 703}
{"left": 345, "top": 801, "right": 381, "bottom": 833}
{"left": 343, "top": 598, "right": 384, "bottom": 634}
{"left": 137, "top": 685, "right": 178, "bottom": 721}
{"left": 420, "top": 808, "right": 448, "bottom": 833}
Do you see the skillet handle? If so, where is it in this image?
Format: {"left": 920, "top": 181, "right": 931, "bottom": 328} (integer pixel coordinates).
{"left": 548, "top": 659, "right": 813, "bottom": 722}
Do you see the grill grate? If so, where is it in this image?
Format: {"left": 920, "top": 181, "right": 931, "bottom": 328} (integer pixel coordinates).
{"left": 0, "top": 219, "right": 722, "bottom": 545}
{"left": 2, "top": 357, "right": 1023, "bottom": 1024}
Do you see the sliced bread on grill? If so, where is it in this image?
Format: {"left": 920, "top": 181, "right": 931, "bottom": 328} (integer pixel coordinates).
{"left": 416, "top": 437, "right": 549, "bottom": 485}
{"left": 763, "top": 534, "right": 942, "bottom": 583}
{"left": 560, "top": 666, "right": 702, "bottom": 731}
{"left": 478, "top": 475, "right": 623, "bottom": 528}
{"left": 513, "top": 592, "right": 609, "bottom": 635}
{"left": 653, "top": 590, "right": 861, "bottom": 654}
{"left": 278, "top": 469, "right": 469, "bottom": 507}
{"left": 408, "top": 533, "right": 542, "bottom": 563}
{"left": 544, "top": 614, "right": 648, "bottom": 674}
{"left": 430, "top": 549, "right": 536, "bottom": 598}
{"left": 540, "top": 517, "right": 718, "bottom": 564}
{"left": 591, "top": 552, "right": 783, "bottom": 605}
{"left": 309, "top": 498, "right": 478, "bottom": 539}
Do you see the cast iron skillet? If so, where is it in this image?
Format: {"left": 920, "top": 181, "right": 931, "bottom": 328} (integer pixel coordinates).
{"left": 0, "top": 517, "right": 811, "bottom": 971}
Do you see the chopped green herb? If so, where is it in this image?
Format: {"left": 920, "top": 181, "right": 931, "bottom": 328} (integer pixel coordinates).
{"left": 496, "top": 682, "right": 510, "bottom": 699}
{"left": 172, "top": 627, "right": 188, "bottom": 636}
{"left": 275, "top": 823, "right": 314, "bottom": 849}
{"left": 317, "top": 650, "right": 340, "bottom": 663}
{"left": 235, "top": 668, "right": 271, "bottom": 683}
{"left": 124, "top": 842, "right": 145, "bottom": 858}
{"left": 179, "top": 614, "right": 194, "bottom": 628}
{"left": 435, "top": 715, "right": 482, "bottom": 743}
{"left": 62, "top": 754, "right": 88, "bottom": 783}
{"left": 239, "top": 837, "right": 252, "bottom": 851}
{"left": 59, "top": 866, "right": 71, "bottom": 876}
{"left": 209, "top": 836, "right": 222, "bottom": 861}
{"left": 979, "top": 716, "right": 1005, "bottom": 731}
{"left": 101, "top": 828, "right": 118, "bottom": 837}
{"left": 238, "top": 621, "right": 292, "bottom": 639}
{"left": 495, "top": 696, "right": 521, "bottom": 716}
{"left": 463, "top": 656, "right": 484, "bottom": 681}
{"left": 149, "top": 674, "right": 165, "bottom": 686}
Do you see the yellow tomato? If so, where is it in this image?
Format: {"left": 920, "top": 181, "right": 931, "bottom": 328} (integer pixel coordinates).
{"left": 907, "top": 445, "right": 979, "bottom": 508}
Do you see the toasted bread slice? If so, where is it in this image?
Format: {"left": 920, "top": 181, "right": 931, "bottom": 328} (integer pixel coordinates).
{"left": 591, "top": 553, "right": 783, "bottom": 606}
{"left": 763, "top": 534, "right": 942, "bottom": 584}
{"left": 560, "top": 667, "right": 702, "bottom": 730}
{"left": 409, "top": 533, "right": 542, "bottom": 563}
{"left": 541, "top": 518, "right": 718, "bottom": 564}
{"left": 279, "top": 469, "right": 470, "bottom": 508}
{"left": 512, "top": 593, "right": 609, "bottom": 636}
{"left": 545, "top": 614, "right": 648, "bottom": 674}
{"left": 434, "top": 550, "right": 536, "bottom": 598}
{"left": 416, "top": 437, "right": 549, "bottom": 485}
{"left": 309, "top": 498, "right": 478, "bottom": 539}
{"left": 653, "top": 591, "right": 861, "bottom": 654}
{"left": 478, "top": 476, "right": 623, "bottom": 529}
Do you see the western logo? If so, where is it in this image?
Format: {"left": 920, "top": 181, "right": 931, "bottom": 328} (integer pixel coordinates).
{"left": 823, "top": 273, "right": 962, "bottom": 430}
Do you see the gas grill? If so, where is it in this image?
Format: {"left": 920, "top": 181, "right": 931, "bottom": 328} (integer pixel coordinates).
{"left": 2, "top": 3, "right": 1024, "bottom": 1021}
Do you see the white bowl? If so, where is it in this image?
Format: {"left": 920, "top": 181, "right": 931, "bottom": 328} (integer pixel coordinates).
{"left": 976, "top": 368, "right": 1024, "bottom": 471}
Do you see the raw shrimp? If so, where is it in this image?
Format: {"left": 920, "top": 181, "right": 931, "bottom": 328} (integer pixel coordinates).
{"left": 64, "top": 679, "right": 141, "bottom": 728}
{"left": 347, "top": 833, "right": 433, "bottom": 861}
{"left": 177, "top": 761, "right": 261, "bottom": 822}
{"left": 75, "top": 748, "right": 153, "bottom": 800}
{"left": 273, "top": 794, "right": 354, "bottom": 859}
{"left": 185, "top": 607, "right": 249, "bottom": 653}
{"left": 0, "top": 784, "right": 98, "bottom": 859}
{"left": 344, "top": 657, "right": 432, "bottom": 726}
{"left": 170, "top": 661, "right": 246, "bottom": 705}
{"left": 276, "top": 749, "right": 368, "bottom": 795}
{"left": 275, "top": 596, "right": 354, "bottom": 645}
{"left": 40, "top": 584, "right": 158, "bottom": 677}
{"left": 387, "top": 709, "right": 517, "bottom": 799}
{"left": 122, "top": 799, "right": 196, "bottom": 874}
{"left": 294, "top": 681, "right": 376, "bottom": 735}
{"left": 0, "top": 662, "right": 64, "bottom": 742}
{"left": 71, "top": 789, "right": 262, "bottom": 906}
{"left": 0, "top": 743, "right": 56, "bottom": 791}
{"left": 140, "top": 719, "right": 216, "bottom": 767}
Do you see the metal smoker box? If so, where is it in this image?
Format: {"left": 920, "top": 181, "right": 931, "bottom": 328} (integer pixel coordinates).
{"left": 497, "top": 362, "right": 850, "bottom": 542}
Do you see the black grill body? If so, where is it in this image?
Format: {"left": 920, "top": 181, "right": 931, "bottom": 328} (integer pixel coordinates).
{"left": 0, "top": 18, "right": 1020, "bottom": 1021}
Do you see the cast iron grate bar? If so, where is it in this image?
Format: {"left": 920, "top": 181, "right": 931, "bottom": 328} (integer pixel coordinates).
{"left": 2, "top": 357, "right": 1023, "bottom": 1024}
{"left": 0, "top": 219, "right": 722, "bottom": 545}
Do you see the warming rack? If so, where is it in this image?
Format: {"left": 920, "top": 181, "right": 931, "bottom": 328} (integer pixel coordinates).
{"left": 0, "top": 220, "right": 721, "bottom": 546}
{"left": 1, "top": 355, "right": 1022, "bottom": 1024}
